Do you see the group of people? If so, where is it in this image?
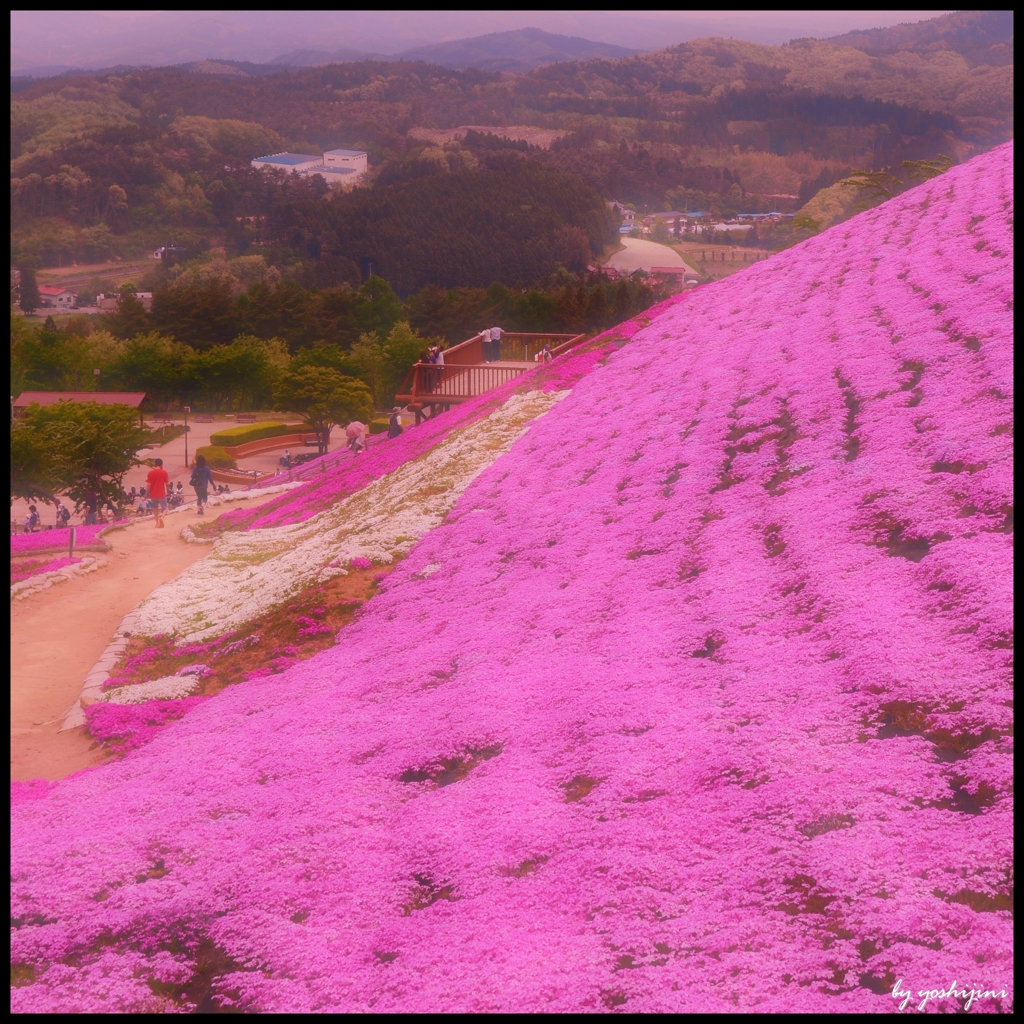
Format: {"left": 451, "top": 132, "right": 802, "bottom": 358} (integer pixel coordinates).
{"left": 22, "top": 502, "right": 73, "bottom": 532}
{"left": 142, "top": 454, "right": 219, "bottom": 527}
{"left": 344, "top": 408, "right": 404, "bottom": 458}
{"left": 480, "top": 326, "right": 504, "bottom": 363}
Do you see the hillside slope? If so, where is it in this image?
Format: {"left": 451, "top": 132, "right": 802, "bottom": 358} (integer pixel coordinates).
{"left": 11, "top": 143, "right": 1013, "bottom": 1013}
{"left": 396, "top": 28, "right": 639, "bottom": 72}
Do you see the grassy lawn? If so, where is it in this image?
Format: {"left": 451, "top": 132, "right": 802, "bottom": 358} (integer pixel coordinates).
{"left": 35, "top": 259, "right": 156, "bottom": 291}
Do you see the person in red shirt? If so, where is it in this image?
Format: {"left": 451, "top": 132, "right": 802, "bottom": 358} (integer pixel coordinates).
{"left": 145, "top": 457, "right": 170, "bottom": 529}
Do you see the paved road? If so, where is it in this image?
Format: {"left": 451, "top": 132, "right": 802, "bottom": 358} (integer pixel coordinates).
{"left": 606, "top": 237, "right": 698, "bottom": 276}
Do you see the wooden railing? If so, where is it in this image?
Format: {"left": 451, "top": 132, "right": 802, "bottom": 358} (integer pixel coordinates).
{"left": 396, "top": 331, "right": 585, "bottom": 408}
{"left": 401, "top": 363, "right": 528, "bottom": 402}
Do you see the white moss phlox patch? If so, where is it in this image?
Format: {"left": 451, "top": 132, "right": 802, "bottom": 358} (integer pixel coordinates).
{"left": 137, "top": 390, "right": 568, "bottom": 642}
{"left": 103, "top": 673, "right": 204, "bottom": 704}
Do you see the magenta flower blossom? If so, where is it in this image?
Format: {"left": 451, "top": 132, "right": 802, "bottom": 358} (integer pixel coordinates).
{"left": 10, "top": 556, "right": 82, "bottom": 583}
{"left": 81, "top": 697, "right": 209, "bottom": 755}
{"left": 10, "top": 143, "right": 1013, "bottom": 1013}
{"left": 349, "top": 556, "right": 374, "bottom": 571}
{"left": 10, "top": 523, "right": 122, "bottom": 556}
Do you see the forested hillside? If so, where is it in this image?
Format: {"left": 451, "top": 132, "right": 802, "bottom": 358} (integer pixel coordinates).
{"left": 10, "top": 10, "right": 1013, "bottom": 278}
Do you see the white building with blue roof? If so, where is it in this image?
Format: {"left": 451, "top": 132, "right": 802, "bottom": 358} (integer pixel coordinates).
{"left": 251, "top": 149, "right": 368, "bottom": 183}
{"left": 250, "top": 152, "right": 324, "bottom": 174}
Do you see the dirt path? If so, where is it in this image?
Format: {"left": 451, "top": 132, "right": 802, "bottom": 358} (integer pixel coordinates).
{"left": 10, "top": 495, "right": 280, "bottom": 782}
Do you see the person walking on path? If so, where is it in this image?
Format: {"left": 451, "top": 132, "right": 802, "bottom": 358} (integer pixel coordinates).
{"left": 83, "top": 489, "right": 99, "bottom": 526}
{"left": 388, "top": 407, "right": 404, "bottom": 439}
{"left": 190, "top": 454, "right": 215, "bottom": 515}
{"left": 145, "top": 457, "right": 170, "bottom": 529}
{"left": 490, "top": 325, "right": 504, "bottom": 362}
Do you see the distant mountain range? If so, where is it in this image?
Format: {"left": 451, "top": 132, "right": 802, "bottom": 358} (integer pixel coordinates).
{"left": 825, "top": 9, "right": 1013, "bottom": 66}
{"left": 14, "top": 27, "right": 643, "bottom": 82}
{"left": 271, "top": 29, "right": 640, "bottom": 73}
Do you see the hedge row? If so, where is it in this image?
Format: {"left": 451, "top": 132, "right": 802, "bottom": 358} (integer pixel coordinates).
{"left": 209, "top": 422, "right": 291, "bottom": 446}
{"left": 194, "top": 445, "right": 237, "bottom": 470}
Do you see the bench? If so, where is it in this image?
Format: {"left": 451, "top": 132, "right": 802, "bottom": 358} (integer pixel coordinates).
{"left": 235, "top": 415, "right": 257, "bottom": 423}
{"left": 194, "top": 415, "right": 215, "bottom": 423}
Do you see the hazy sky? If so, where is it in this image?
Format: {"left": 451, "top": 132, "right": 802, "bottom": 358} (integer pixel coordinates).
{"left": 11, "top": 10, "right": 953, "bottom": 73}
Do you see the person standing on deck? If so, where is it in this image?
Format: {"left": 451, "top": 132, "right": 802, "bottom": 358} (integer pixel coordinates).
{"left": 480, "top": 329, "right": 493, "bottom": 363}
{"left": 490, "top": 325, "right": 504, "bottom": 362}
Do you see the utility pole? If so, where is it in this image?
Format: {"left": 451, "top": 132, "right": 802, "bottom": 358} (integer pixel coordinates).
{"left": 183, "top": 406, "right": 190, "bottom": 468}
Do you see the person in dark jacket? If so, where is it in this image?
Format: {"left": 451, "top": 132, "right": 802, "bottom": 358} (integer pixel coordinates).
{"left": 83, "top": 490, "right": 99, "bottom": 526}
{"left": 190, "top": 454, "right": 215, "bottom": 515}
{"left": 388, "top": 407, "right": 404, "bottom": 439}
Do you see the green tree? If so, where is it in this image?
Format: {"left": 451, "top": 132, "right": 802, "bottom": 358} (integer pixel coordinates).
{"left": 10, "top": 420, "right": 59, "bottom": 504}
{"left": 613, "top": 281, "right": 631, "bottom": 320}
{"left": 150, "top": 276, "right": 239, "bottom": 349}
{"left": 191, "top": 335, "right": 289, "bottom": 411}
{"left": 837, "top": 168, "right": 904, "bottom": 211}
{"left": 238, "top": 279, "right": 308, "bottom": 350}
{"left": 274, "top": 366, "right": 373, "bottom": 454}
{"left": 102, "top": 290, "right": 150, "bottom": 340}
{"left": 291, "top": 341, "right": 351, "bottom": 374}
{"left": 585, "top": 287, "right": 612, "bottom": 331}
{"left": 347, "top": 331, "right": 389, "bottom": 409}
{"left": 17, "top": 400, "right": 153, "bottom": 510}
{"left": 10, "top": 312, "right": 34, "bottom": 396}
{"left": 348, "top": 321, "right": 438, "bottom": 408}
{"left": 902, "top": 155, "right": 954, "bottom": 181}
{"left": 108, "top": 332, "right": 191, "bottom": 407}
{"left": 18, "top": 265, "right": 41, "bottom": 314}
{"left": 354, "top": 276, "right": 404, "bottom": 339}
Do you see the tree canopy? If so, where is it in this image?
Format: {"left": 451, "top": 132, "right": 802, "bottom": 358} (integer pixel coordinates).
{"left": 274, "top": 366, "right": 373, "bottom": 454}
{"left": 12, "top": 400, "right": 153, "bottom": 510}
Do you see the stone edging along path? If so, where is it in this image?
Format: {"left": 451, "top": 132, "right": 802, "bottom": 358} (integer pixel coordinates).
{"left": 11, "top": 555, "right": 108, "bottom": 602}
{"left": 60, "top": 607, "right": 141, "bottom": 731}
{"left": 56, "top": 481, "right": 305, "bottom": 731}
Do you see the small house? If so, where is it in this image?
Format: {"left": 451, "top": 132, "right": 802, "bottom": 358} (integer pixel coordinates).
{"left": 607, "top": 201, "right": 636, "bottom": 228}
{"left": 37, "top": 285, "right": 77, "bottom": 309}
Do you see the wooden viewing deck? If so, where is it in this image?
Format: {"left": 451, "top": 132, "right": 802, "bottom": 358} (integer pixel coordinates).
{"left": 396, "top": 332, "right": 586, "bottom": 422}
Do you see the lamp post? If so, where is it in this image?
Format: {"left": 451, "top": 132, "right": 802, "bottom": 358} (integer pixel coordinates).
{"left": 183, "top": 406, "right": 190, "bottom": 468}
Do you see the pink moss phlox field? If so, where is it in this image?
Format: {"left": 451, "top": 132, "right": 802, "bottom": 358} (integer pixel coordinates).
{"left": 10, "top": 145, "right": 1013, "bottom": 1012}
{"left": 10, "top": 522, "right": 124, "bottom": 556}
{"left": 81, "top": 698, "right": 209, "bottom": 756}
{"left": 10, "top": 556, "right": 82, "bottom": 583}
{"left": 221, "top": 296, "right": 685, "bottom": 534}
{"left": 11, "top": 780, "right": 55, "bottom": 806}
